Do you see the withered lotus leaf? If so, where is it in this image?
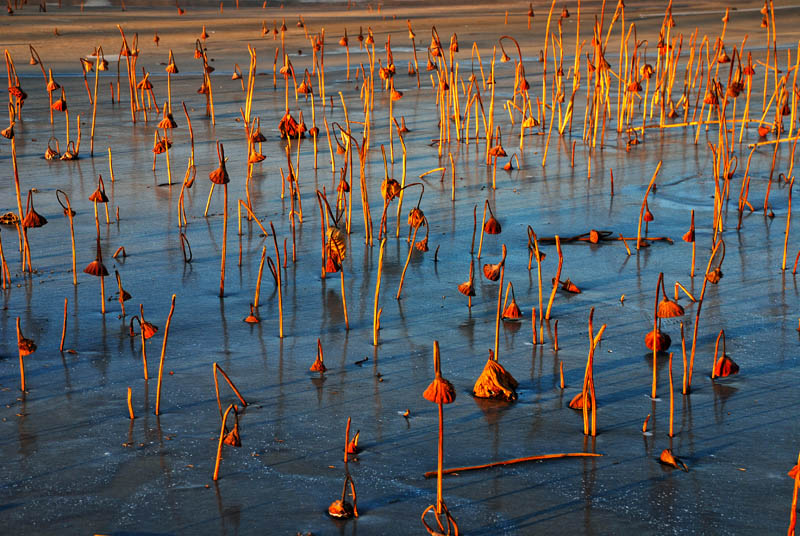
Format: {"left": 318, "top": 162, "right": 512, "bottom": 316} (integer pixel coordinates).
{"left": 659, "top": 449, "right": 689, "bottom": 471}
{"left": 408, "top": 208, "right": 425, "bottom": 228}
{"left": 381, "top": 178, "right": 401, "bottom": 201}
{"left": 158, "top": 113, "right": 178, "bottom": 129}
{"left": 424, "top": 376, "right": 456, "bottom": 404}
{"left": 1, "top": 123, "right": 13, "bottom": 139}
{"left": 457, "top": 280, "right": 475, "bottom": 297}
{"left": 560, "top": 278, "right": 581, "bottom": 293}
{"left": 483, "top": 216, "right": 501, "bottom": 234}
{"left": 657, "top": 297, "right": 685, "bottom": 318}
{"left": 328, "top": 499, "right": 355, "bottom": 519}
{"left": 589, "top": 229, "right": 601, "bottom": 243}
{"left": 310, "top": 356, "right": 327, "bottom": 373}
{"left": 248, "top": 151, "right": 266, "bottom": 164}
{"left": 327, "top": 226, "right": 347, "bottom": 260}
{"left": 483, "top": 262, "right": 501, "bottom": 281}
{"left": 83, "top": 259, "right": 109, "bottom": 277}
{"left": 141, "top": 321, "right": 159, "bottom": 339}
{"left": 645, "top": 329, "right": 671, "bottom": 352}
{"left": 473, "top": 354, "right": 518, "bottom": 401}
{"left": 568, "top": 391, "right": 592, "bottom": 410}
{"left": 223, "top": 422, "right": 241, "bottom": 447}
{"left": 713, "top": 354, "right": 739, "bottom": 377}
{"left": 209, "top": 164, "right": 229, "bottom": 185}
{"left": 682, "top": 228, "right": 695, "bottom": 242}
{"left": 706, "top": 267, "right": 723, "bottom": 284}
{"left": 346, "top": 431, "right": 359, "bottom": 455}
{"left": 502, "top": 299, "right": 522, "bottom": 320}
{"left": 18, "top": 337, "right": 36, "bottom": 356}
{"left": 788, "top": 465, "right": 799, "bottom": 479}
{"left": 22, "top": 209, "right": 47, "bottom": 229}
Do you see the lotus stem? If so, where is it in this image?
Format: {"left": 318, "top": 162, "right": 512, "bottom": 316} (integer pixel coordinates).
{"left": 213, "top": 403, "right": 235, "bottom": 481}
{"left": 154, "top": 294, "right": 176, "bottom": 416}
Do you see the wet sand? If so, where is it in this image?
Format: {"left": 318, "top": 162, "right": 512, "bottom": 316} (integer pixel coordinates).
{"left": 1, "top": 1, "right": 800, "bottom": 534}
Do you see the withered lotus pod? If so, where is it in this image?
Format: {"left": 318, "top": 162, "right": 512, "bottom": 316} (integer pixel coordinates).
{"left": 528, "top": 4, "right": 534, "bottom": 17}
{"left": 761, "top": 16, "right": 768, "bottom": 28}
{"left": 458, "top": 280, "right": 475, "bottom": 297}
{"left": 703, "top": 90, "right": 718, "bottom": 106}
{"left": 297, "top": 80, "right": 311, "bottom": 94}
{"left": 538, "top": 50, "right": 544, "bottom": 62}
{"left": 450, "top": 34, "right": 458, "bottom": 53}
{"left": 717, "top": 49, "right": 730, "bottom": 64}
{"left": 1, "top": 122, "right": 13, "bottom": 139}
{"left": 381, "top": 178, "right": 401, "bottom": 201}
{"left": 280, "top": 19, "right": 287, "bottom": 32}
{"left": 568, "top": 391, "right": 592, "bottom": 410}
{"left": 310, "top": 339, "right": 327, "bottom": 372}
{"left": 502, "top": 299, "right": 522, "bottom": 320}
{"left": 197, "top": 81, "right": 209, "bottom": 94}
{"left": 415, "top": 238, "right": 429, "bottom": 252}
{"left": 645, "top": 329, "right": 671, "bottom": 352}
{"left": 483, "top": 262, "right": 501, "bottom": 281}
{"left": 423, "top": 373, "right": 456, "bottom": 405}
{"left": 339, "top": 34, "right": 348, "bottom": 47}
{"left": 209, "top": 142, "right": 230, "bottom": 185}
{"left": 365, "top": 30, "right": 374, "bottom": 46}
{"left": 18, "top": 335, "right": 36, "bottom": 356}
{"left": 643, "top": 206, "right": 654, "bottom": 222}
{"left": 152, "top": 136, "right": 172, "bottom": 154}
{"left": 0, "top": 212, "right": 19, "bottom": 224}
{"left": 338, "top": 178, "right": 350, "bottom": 193}
{"left": 231, "top": 70, "right": 241, "bottom": 80}
{"left": 641, "top": 63, "right": 654, "bottom": 79}
{"left": 561, "top": 7, "right": 570, "bottom": 17}
{"left": 589, "top": 229, "right": 601, "bottom": 243}
{"left": 659, "top": 449, "right": 689, "bottom": 471}
{"left": 503, "top": 159, "right": 513, "bottom": 171}
{"left": 519, "top": 77, "right": 530, "bottom": 90}
{"left": 328, "top": 499, "right": 355, "bottom": 519}
{"left": 391, "top": 88, "right": 403, "bottom": 101}
{"left": 379, "top": 66, "right": 392, "bottom": 80}
{"left": 426, "top": 59, "right": 436, "bottom": 71}
{"left": 484, "top": 216, "right": 501, "bottom": 234}
{"left": 473, "top": 351, "right": 518, "bottom": 401}
{"left": 682, "top": 228, "right": 695, "bottom": 242}
{"left": 788, "top": 465, "right": 799, "bottom": 479}
{"left": 500, "top": 51, "right": 511, "bottom": 63}
{"left": 706, "top": 267, "right": 723, "bottom": 284}
{"left": 200, "top": 25, "right": 209, "bottom": 40}
{"left": 308, "top": 126, "right": 319, "bottom": 137}
{"left": 408, "top": 207, "right": 425, "bottom": 228}
{"left": 782, "top": 103, "right": 792, "bottom": 116}
{"left": 744, "top": 65, "right": 756, "bottom": 76}
{"left": 522, "top": 116, "right": 539, "bottom": 128}
{"left": 158, "top": 112, "right": 178, "bottom": 130}
{"left": 758, "top": 125, "right": 770, "bottom": 138}
{"left": 713, "top": 354, "right": 739, "bottom": 377}
{"left": 657, "top": 297, "right": 684, "bottom": 318}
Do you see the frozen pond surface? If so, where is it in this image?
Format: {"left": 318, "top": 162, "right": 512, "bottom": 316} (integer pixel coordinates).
{"left": 0, "top": 1, "right": 799, "bottom": 534}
